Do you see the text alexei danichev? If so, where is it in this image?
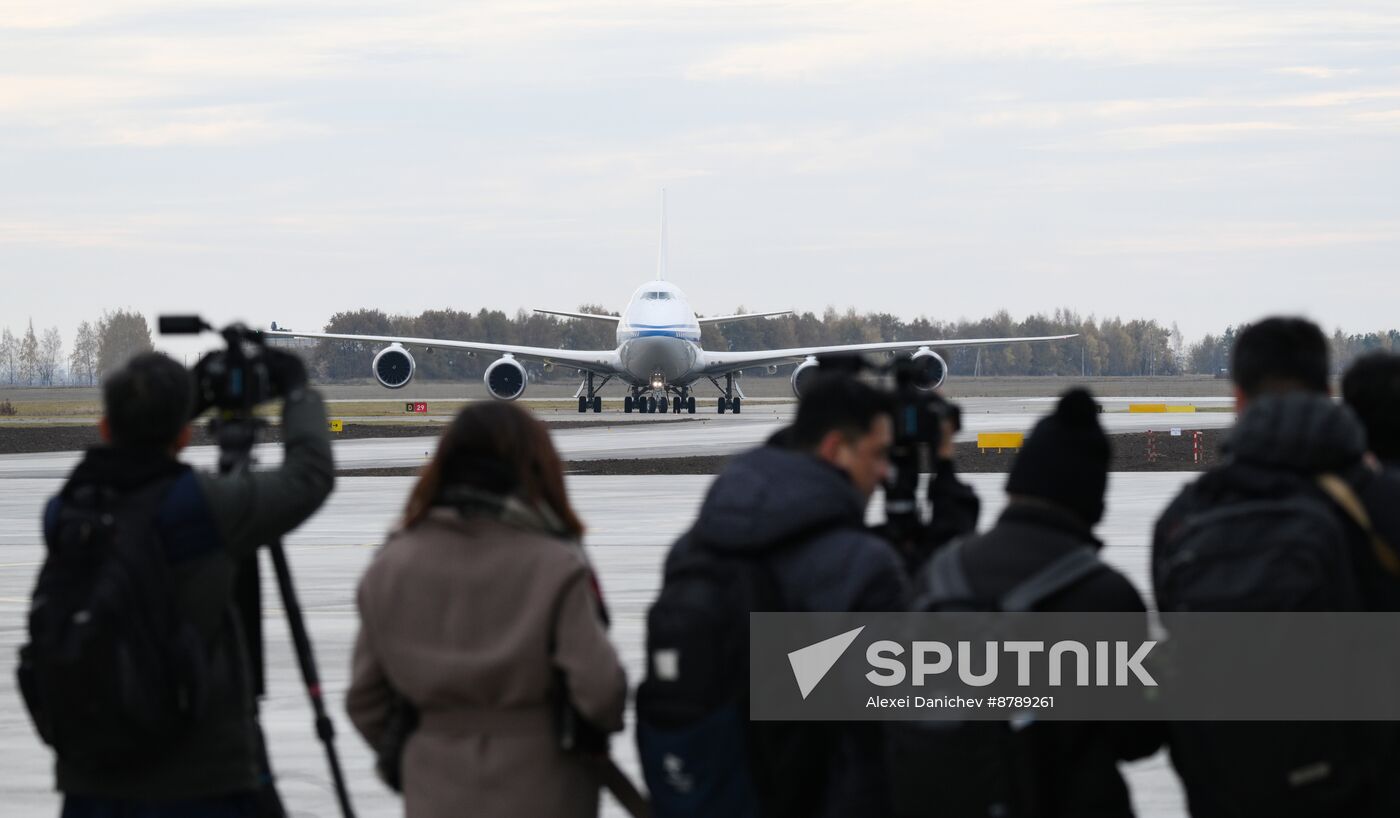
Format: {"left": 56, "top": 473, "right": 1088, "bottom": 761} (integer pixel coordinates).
{"left": 866, "top": 695, "right": 1056, "bottom": 710}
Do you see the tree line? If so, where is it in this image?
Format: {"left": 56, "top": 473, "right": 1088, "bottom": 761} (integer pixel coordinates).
{"left": 305, "top": 306, "right": 1400, "bottom": 381}
{"left": 6, "top": 307, "right": 1396, "bottom": 387}
{"left": 0, "top": 310, "right": 152, "bottom": 386}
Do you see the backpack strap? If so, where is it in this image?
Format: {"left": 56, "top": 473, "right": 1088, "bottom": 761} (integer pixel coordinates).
{"left": 1316, "top": 473, "right": 1400, "bottom": 577}
{"left": 917, "top": 537, "right": 976, "bottom": 610}
{"left": 999, "top": 547, "right": 1104, "bottom": 613}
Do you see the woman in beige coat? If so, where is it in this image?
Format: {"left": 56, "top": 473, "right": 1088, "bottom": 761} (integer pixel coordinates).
{"left": 346, "top": 402, "right": 627, "bottom": 818}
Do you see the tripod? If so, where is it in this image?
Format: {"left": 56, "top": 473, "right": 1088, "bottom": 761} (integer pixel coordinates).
{"left": 217, "top": 414, "right": 357, "bottom": 818}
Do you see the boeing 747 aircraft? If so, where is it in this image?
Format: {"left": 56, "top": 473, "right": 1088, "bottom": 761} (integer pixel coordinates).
{"left": 269, "top": 205, "right": 1073, "bottom": 414}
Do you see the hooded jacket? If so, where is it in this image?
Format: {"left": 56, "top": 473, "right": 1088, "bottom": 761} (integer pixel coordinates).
{"left": 664, "top": 444, "right": 910, "bottom": 818}
{"left": 1152, "top": 392, "right": 1400, "bottom": 818}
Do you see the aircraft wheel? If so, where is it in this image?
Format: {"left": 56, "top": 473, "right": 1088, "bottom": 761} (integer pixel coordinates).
{"left": 592, "top": 396, "right": 602, "bottom": 413}
{"left": 624, "top": 396, "right": 633, "bottom": 413}
{"left": 648, "top": 397, "right": 658, "bottom": 413}
{"left": 687, "top": 396, "right": 696, "bottom": 414}
{"left": 577, "top": 396, "right": 587, "bottom": 413}
{"left": 672, "top": 396, "right": 682, "bottom": 414}
{"left": 732, "top": 398, "right": 742, "bottom": 414}
{"left": 718, "top": 397, "right": 726, "bottom": 414}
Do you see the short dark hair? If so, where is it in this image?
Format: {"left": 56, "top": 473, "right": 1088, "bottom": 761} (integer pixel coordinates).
{"left": 1342, "top": 351, "right": 1400, "bottom": 463}
{"left": 789, "top": 373, "right": 893, "bottom": 450}
{"left": 1231, "top": 317, "right": 1330, "bottom": 398}
{"left": 102, "top": 352, "right": 193, "bottom": 449}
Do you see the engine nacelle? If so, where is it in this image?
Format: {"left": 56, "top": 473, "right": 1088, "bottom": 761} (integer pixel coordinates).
{"left": 372, "top": 345, "right": 415, "bottom": 389}
{"left": 790, "top": 357, "right": 820, "bottom": 398}
{"left": 484, "top": 356, "right": 527, "bottom": 401}
{"left": 909, "top": 347, "right": 948, "bottom": 391}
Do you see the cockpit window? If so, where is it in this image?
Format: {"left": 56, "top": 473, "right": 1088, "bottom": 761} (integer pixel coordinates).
{"left": 642, "top": 291, "right": 673, "bottom": 300}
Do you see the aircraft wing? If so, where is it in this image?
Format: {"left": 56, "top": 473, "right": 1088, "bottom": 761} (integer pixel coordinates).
{"left": 700, "top": 334, "right": 1078, "bottom": 376}
{"left": 698, "top": 310, "right": 793, "bottom": 325}
{"left": 264, "top": 330, "right": 621, "bottom": 374}
{"left": 532, "top": 309, "right": 620, "bottom": 323}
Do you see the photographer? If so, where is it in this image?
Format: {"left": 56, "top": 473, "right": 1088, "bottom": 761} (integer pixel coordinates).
{"left": 638, "top": 373, "right": 909, "bottom": 818}
{"left": 894, "top": 389, "right": 1159, "bottom": 818}
{"left": 23, "top": 350, "right": 332, "bottom": 818}
{"left": 896, "top": 401, "right": 980, "bottom": 574}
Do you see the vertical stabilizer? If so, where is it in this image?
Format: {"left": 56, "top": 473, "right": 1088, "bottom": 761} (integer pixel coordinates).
{"left": 657, "top": 188, "right": 668, "bottom": 281}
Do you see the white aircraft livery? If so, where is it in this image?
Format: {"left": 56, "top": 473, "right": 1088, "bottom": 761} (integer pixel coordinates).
{"left": 268, "top": 202, "right": 1074, "bottom": 414}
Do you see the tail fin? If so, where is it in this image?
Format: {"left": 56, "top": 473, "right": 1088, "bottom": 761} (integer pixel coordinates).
{"left": 656, "top": 188, "right": 668, "bottom": 281}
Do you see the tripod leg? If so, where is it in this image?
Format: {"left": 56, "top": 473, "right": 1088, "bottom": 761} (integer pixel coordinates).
{"left": 267, "top": 539, "right": 358, "bottom": 818}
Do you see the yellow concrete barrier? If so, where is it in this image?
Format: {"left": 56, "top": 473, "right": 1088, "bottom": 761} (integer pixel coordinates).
{"left": 329, "top": 419, "right": 344, "bottom": 433}
{"left": 1128, "top": 404, "right": 1167, "bottom": 413}
{"left": 977, "top": 432, "right": 1024, "bottom": 450}
{"left": 1165, "top": 405, "right": 1197, "bottom": 413}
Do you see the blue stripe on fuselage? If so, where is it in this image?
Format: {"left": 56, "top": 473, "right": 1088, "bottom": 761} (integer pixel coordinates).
{"left": 619, "top": 330, "right": 701, "bottom": 342}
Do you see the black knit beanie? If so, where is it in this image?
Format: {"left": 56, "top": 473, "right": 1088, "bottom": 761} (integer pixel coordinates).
{"left": 1005, "top": 389, "right": 1110, "bottom": 526}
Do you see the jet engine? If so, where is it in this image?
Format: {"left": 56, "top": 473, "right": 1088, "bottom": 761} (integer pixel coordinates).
{"left": 909, "top": 347, "right": 948, "bottom": 390}
{"left": 790, "top": 357, "right": 820, "bottom": 398}
{"left": 484, "top": 356, "right": 527, "bottom": 401}
{"left": 372, "top": 344, "right": 415, "bottom": 389}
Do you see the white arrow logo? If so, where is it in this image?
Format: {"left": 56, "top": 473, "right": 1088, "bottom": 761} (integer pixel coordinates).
{"left": 787, "top": 626, "right": 865, "bottom": 700}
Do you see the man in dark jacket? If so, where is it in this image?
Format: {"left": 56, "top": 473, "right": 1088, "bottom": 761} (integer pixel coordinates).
{"left": 1343, "top": 350, "right": 1400, "bottom": 468}
{"left": 1153, "top": 318, "right": 1400, "bottom": 817}
{"left": 665, "top": 373, "right": 911, "bottom": 817}
{"left": 37, "top": 351, "right": 333, "bottom": 818}
{"left": 931, "top": 388, "right": 1159, "bottom": 817}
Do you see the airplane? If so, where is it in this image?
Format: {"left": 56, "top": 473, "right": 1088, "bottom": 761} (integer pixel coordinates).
{"left": 268, "top": 199, "right": 1075, "bottom": 414}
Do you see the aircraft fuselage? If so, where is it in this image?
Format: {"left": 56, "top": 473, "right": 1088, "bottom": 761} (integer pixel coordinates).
{"left": 614, "top": 281, "right": 706, "bottom": 389}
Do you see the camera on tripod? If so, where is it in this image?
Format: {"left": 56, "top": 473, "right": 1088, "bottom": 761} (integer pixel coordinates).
{"left": 816, "top": 352, "right": 963, "bottom": 548}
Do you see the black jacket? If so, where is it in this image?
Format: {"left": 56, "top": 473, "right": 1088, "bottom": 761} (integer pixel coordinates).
{"left": 1151, "top": 393, "right": 1400, "bottom": 818}
{"left": 666, "top": 444, "right": 910, "bottom": 818}
{"left": 1155, "top": 392, "right": 1400, "bottom": 612}
{"left": 40, "top": 389, "right": 333, "bottom": 800}
{"left": 940, "top": 501, "right": 1161, "bottom": 818}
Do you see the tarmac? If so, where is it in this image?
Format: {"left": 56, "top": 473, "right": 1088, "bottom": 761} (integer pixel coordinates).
{"left": 0, "top": 394, "right": 1214, "bottom": 817}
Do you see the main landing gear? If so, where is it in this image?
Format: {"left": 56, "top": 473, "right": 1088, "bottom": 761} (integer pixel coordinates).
{"left": 713, "top": 372, "right": 742, "bottom": 414}
{"left": 624, "top": 387, "right": 696, "bottom": 414}
{"left": 576, "top": 372, "right": 611, "bottom": 413}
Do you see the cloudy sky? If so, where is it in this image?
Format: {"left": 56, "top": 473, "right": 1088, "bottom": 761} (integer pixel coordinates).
{"left": 3, "top": 0, "right": 1398, "bottom": 358}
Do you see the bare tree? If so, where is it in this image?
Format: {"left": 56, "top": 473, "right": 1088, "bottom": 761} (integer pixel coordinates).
{"left": 0, "top": 328, "right": 14, "bottom": 384}
{"left": 96, "top": 310, "right": 154, "bottom": 376}
{"left": 19, "top": 319, "right": 39, "bottom": 385}
{"left": 38, "top": 327, "right": 63, "bottom": 385}
{"left": 70, "top": 321, "right": 99, "bottom": 386}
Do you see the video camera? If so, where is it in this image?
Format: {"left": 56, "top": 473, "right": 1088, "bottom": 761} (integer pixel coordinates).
{"left": 815, "top": 352, "right": 963, "bottom": 548}
{"left": 158, "top": 316, "right": 276, "bottom": 416}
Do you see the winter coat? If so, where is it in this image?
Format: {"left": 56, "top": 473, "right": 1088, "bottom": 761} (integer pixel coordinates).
{"left": 1152, "top": 392, "right": 1400, "bottom": 818}
{"left": 943, "top": 501, "right": 1162, "bottom": 818}
{"left": 40, "top": 389, "right": 334, "bottom": 801}
{"left": 346, "top": 502, "right": 627, "bottom": 818}
{"left": 665, "top": 444, "right": 911, "bottom": 818}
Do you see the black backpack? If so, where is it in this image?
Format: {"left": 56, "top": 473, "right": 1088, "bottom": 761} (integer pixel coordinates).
{"left": 17, "top": 478, "right": 210, "bottom": 772}
{"left": 886, "top": 538, "right": 1106, "bottom": 818}
{"left": 1154, "top": 474, "right": 1363, "bottom": 612}
{"left": 1153, "top": 473, "right": 1388, "bottom": 817}
{"left": 636, "top": 533, "right": 830, "bottom": 818}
